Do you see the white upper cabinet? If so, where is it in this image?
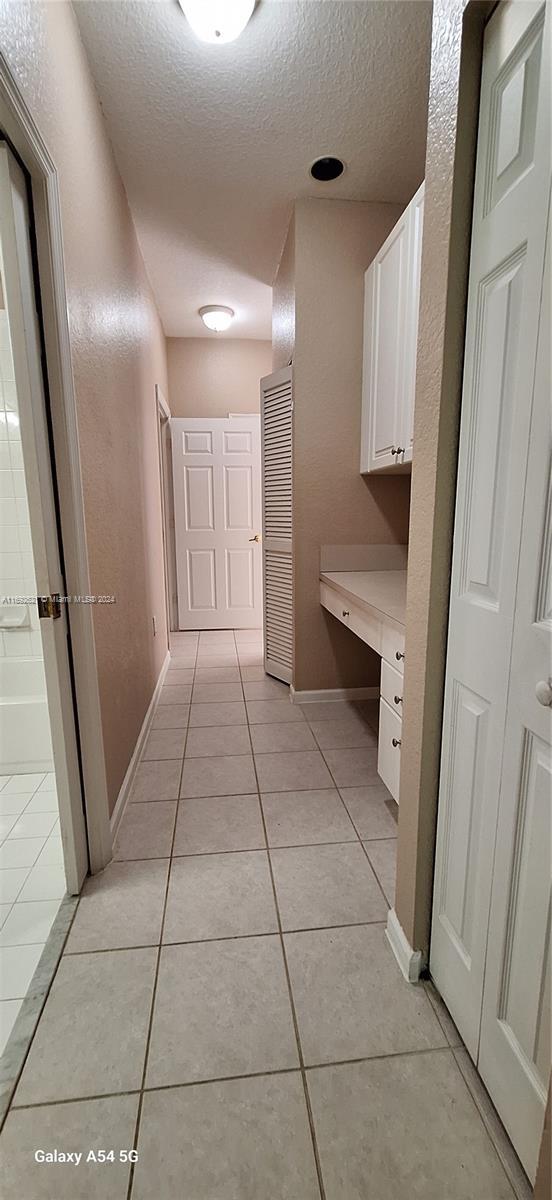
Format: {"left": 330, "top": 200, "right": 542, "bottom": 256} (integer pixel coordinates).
{"left": 360, "top": 181, "right": 425, "bottom": 473}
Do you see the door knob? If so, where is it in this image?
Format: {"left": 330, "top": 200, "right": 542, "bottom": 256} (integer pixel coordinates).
{"left": 536, "top": 678, "right": 552, "bottom": 707}
{"left": 392, "top": 737, "right": 402, "bottom": 748}
{"left": 249, "top": 534, "right": 261, "bottom": 543}
{"left": 394, "top": 695, "right": 403, "bottom": 706}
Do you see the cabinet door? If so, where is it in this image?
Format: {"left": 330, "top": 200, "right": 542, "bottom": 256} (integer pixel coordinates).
{"left": 360, "top": 209, "right": 410, "bottom": 472}
{"left": 377, "top": 698, "right": 402, "bottom": 802}
{"left": 401, "top": 181, "right": 425, "bottom": 466}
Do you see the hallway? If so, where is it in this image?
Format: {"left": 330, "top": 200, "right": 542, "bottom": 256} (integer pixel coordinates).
{"left": 0, "top": 632, "right": 523, "bottom": 1198}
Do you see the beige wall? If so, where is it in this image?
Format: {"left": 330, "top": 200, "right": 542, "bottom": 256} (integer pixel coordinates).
{"left": 395, "top": 0, "right": 490, "bottom": 950}
{"left": 272, "top": 214, "right": 295, "bottom": 372}
{"left": 0, "top": 0, "right": 169, "bottom": 814}
{"left": 291, "top": 198, "right": 411, "bottom": 692}
{"left": 167, "top": 337, "right": 272, "bottom": 418}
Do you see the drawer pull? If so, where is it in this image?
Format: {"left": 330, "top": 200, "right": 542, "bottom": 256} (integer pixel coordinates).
{"left": 392, "top": 737, "right": 402, "bottom": 748}
{"left": 395, "top": 650, "right": 405, "bottom": 662}
{"left": 394, "top": 695, "right": 403, "bottom": 706}
{"left": 342, "top": 610, "right": 350, "bottom": 618}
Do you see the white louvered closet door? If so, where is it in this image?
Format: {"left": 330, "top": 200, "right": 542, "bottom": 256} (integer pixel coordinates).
{"left": 261, "top": 367, "right": 293, "bottom": 683}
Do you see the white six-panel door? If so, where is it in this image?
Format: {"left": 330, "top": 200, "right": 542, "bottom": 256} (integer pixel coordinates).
{"left": 171, "top": 417, "right": 262, "bottom": 629}
{"left": 478, "top": 208, "right": 551, "bottom": 1179}
{"left": 430, "top": 0, "right": 550, "bottom": 1180}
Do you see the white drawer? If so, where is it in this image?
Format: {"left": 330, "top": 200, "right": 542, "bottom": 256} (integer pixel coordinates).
{"left": 348, "top": 604, "right": 382, "bottom": 655}
{"left": 320, "top": 582, "right": 350, "bottom": 628}
{"left": 377, "top": 698, "right": 402, "bottom": 803}
{"left": 382, "top": 623, "right": 405, "bottom": 673}
{"left": 380, "top": 659, "right": 404, "bottom": 714}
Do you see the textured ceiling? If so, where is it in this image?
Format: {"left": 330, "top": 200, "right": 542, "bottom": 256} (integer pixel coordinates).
{"left": 75, "top": 0, "right": 432, "bottom": 338}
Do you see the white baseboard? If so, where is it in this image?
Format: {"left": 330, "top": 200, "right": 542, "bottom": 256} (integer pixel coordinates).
{"left": 1, "top": 759, "right": 54, "bottom": 775}
{"left": 290, "top": 685, "right": 379, "bottom": 705}
{"left": 110, "top": 651, "right": 170, "bottom": 838}
{"left": 386, "top": 908, "right": 427, "bottom": 983}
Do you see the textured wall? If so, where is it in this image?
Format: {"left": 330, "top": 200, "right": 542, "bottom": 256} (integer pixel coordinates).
{"left": 0, "top": 0, "right": 169, "bottom": 814}
{"left": 167, "top": 338, "right": 272, "bottom": 418}
{"left": 395, "top": 0, "right": 489, "bottom": 950}
{"left": 292, "top": 198, "right": 411, "bottom": 692}
{"left": 272, "top": 215, "right": 295, "bottom": 371}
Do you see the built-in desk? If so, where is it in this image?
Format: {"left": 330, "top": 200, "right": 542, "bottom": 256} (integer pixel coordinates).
{"left": 319, "top": 552, "right": 407, "bottom": 803}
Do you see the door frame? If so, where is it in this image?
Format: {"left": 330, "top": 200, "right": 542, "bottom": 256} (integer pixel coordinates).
{"left": 155, "top": 383, "right": 177, "bottom": 637}
{"left": 0, "top": 54, "right": 112, "bottom": 873}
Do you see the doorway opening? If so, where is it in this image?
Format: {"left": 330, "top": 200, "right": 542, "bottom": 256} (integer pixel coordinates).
{"left": 0, "top": 145, "right": 88, "bottom": 1068}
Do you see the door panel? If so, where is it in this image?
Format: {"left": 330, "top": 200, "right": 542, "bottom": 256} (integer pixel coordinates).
{"left": 172, "top": 417, "right": 262, "bottom": 629}
{"left": 261, "top": 368, "right": 293, "bottom": 683}
{"left": 0, "top": 146, "right": 88, "bottom": 892}
{"left": 361, "top": 211, "right": 409, "bottom": 472}
{"left": 478, "top": 208, "right": 551, "bottom": 1180}
{"left": 431, "top": 0, "right": 550, "bottom": 1179}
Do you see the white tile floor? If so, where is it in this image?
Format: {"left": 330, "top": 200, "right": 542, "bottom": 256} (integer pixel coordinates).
{"left": 0, "top": 630, "right": 528, "bottom": 1198}
{"left": 0, "top": 771, "right": 65, "bottom": 1054}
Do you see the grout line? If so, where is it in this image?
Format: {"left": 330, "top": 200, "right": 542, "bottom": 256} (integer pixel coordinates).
{"left": 247, "top": 720, "right": 326, "bottom": 1200}
{"left": 124, "top": 638, "right": 196, "bottom": 1190}
{"left": 10, "top": 1051, "right": 465, "bottom": 1113}
{"left": 125, "top": 640, "right": 195, "bottom": 1200}
{"left": 0, "top": 895, "right": 81, "bottom": 1135}
{"left": 62, "top": 919, "right": 388, "bottom": 957}
{"left": 10, "top": 1046, "right": 461, "bottom": 1114}
{"left": 318, "top": 753, "right": 392, "bottom": 910}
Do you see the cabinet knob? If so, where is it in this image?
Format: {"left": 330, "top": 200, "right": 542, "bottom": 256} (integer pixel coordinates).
{"left": 392, "top": 737, "right": 402, "bottom": 748}
{"left": 395, "top": 650, "right": 405, "bottom": 662}
{"left": 342, "top": 610, "right": 350, "bottom": 618}
{"left": 395, "top": 447, "right": 405, "bottom": 455}
{"left": 394, "top": 695, "right": 403, "bottom": 705}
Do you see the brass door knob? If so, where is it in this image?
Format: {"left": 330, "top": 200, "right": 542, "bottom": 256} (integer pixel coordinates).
{"left": 249, "top": 534, "right": 261, "bottom": 542}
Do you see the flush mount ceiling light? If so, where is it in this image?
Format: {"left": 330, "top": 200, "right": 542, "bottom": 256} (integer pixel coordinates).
{"left": 310, "top": 156, "right": 346, "bottom": 182}
{"left": 178, "top": 1, "right": 255, "bottom": 44}
{"left": 199, "top": 305, "right": 235, "bottom": 332}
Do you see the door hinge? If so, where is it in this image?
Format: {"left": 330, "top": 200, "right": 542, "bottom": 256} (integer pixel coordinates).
{"left": 37, "top": 594, "right": 62, "bottom": 620}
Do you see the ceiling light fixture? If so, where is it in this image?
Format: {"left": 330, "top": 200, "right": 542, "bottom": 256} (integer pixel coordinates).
{"left": 179, "top": 1, "right": 255, "bottom": 44}
{"left": 199, "top": 305, "right": 235, "bottom": 332}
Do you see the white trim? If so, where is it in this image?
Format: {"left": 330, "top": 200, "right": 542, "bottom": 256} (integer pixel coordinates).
{"left": 386, "top": 908, "right": 426, "bottom": 982}
{"left": 2, "top": 761, "right": 53, "bottom": 776}
{"left": 110, "top": 651, "right": 170, "bottom": 838}
{"left": 155, "top": 383, "right": 171, "bottom": 420}
{"left": 290, "top": 685, "right": 379, "bottom": 704}
{"left": 0, "top": 54, "right": 112, "bottom": 872}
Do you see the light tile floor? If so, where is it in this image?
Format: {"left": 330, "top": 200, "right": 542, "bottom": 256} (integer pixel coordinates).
{"left": 0, "top": 772, "right": 65, "bottom": 1054}
{"left": 0, "top": 629, "right": 528, "bottom": 1198}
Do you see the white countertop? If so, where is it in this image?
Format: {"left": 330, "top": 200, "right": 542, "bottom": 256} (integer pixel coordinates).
{"left": 320, "top": 570, "right": 407, "bottom": 627}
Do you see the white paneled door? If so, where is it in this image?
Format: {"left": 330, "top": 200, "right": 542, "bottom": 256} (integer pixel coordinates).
{"left": 431, "top": 0, "right": 550, "bottom": 1181}
{"left": 171, "top": 417, "right": 262, "bottom": 629}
